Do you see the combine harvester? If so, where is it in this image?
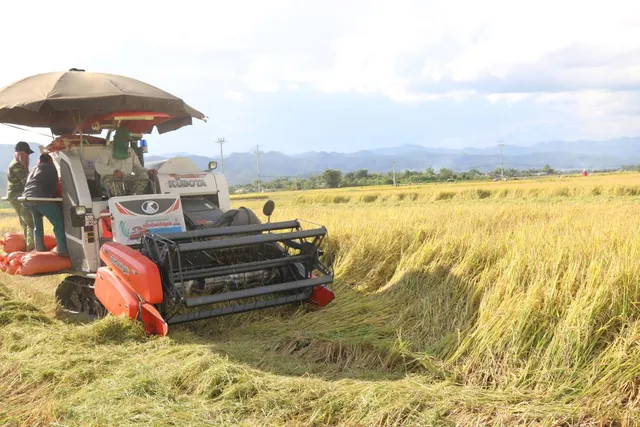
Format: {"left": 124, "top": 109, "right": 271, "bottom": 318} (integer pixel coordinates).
{"left": 0, "top": 70, "right": 334, "bottom": 335}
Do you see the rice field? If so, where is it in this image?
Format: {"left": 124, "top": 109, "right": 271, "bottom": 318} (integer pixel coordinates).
{"left": 3, "top": 173, "right": 640, "bottom": 425}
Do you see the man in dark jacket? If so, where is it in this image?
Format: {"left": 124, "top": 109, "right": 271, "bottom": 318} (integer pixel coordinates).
{"left": 7, "top": 141, "right": 34, "bottom": 251}
{"left": 22, "top": 154, "right": 68, "bottom": 256}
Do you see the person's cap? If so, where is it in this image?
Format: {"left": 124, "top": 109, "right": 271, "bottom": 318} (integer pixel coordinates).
{"left": 15, "top": 141, "right": 34, "bottom": 154}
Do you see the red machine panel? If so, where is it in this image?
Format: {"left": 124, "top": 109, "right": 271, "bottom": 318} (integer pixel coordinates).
{"left": 100, "top": 242, "right": 163, "bottom": 304}
{"left": 94, "top": 267, "right": 139, "bottom": 319}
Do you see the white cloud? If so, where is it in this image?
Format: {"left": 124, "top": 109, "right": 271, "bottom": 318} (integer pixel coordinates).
{"left": 223, "top": 90, "right": 244, "bottom": 102}
{"left": 533, "top": 90, "right": 640, "bottom": 139}
{"left": 3, "top": 0, "right": 638, "bottom": 102}
{"left": 246, "top": 80, "right": 280, "bottom": 93}
{"left": 536, "top": 90, "right": 640, "bottom": 120}
{"left": 2, "top": 0, "right": 640, "bottom": 145}
{"left": 486, "top": 93, "right": 532, "bottom": 105}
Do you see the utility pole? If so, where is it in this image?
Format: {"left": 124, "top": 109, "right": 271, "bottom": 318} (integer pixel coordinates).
{"left": 498, "top": 140, "right": 505, "bottom": 180}
{"left": 392, "top": 161, "right": 397, "bottom": 187}
{"left": 216, "top": 137, "right": 227, "bottom": 173}
{"left": 254, "top": 144, "right": 263, "bottom": 192}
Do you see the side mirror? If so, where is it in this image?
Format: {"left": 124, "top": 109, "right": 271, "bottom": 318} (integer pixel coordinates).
{"left": 262, "top": 200, "right": 275, "bottom": 218}
{"left": 207, "top": 161, "right": 218, "bottom": 171}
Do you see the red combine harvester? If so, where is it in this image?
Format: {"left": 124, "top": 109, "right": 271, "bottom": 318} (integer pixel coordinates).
{"left": 0, "top": 70, "right": 335, "bottom": 335}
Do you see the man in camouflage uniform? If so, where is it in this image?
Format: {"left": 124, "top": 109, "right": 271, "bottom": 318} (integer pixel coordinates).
{"left": 6, "top": 141, "right": 34, "bottom": 251}
{"left": 95, "top": 127, "right": 156, "bottom": 197}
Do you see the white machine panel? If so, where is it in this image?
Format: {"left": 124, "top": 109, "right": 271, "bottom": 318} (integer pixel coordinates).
{"left": 152, "top": 157, "right": 219, "bottom": 197}
{"left": 109, "top": 194, "right": 187, "bottom": 245}
{"left": 158, "top": 171, "right": 217, "bottom": 196}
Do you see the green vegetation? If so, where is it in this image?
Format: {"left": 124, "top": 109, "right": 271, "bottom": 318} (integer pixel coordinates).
{"left": 230, "top": 164, "right": 570, "bottom": 193}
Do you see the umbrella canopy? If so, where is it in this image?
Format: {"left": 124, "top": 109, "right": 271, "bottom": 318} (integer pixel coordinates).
{"left": 0, "top": 69, "right": 206, "bottom": 135}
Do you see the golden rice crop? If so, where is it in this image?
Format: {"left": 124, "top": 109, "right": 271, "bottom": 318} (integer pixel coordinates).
{"left": 2, "top": 173, "right": 640, "bottom": 425}
{"left": 290, "top": 172, "right": 640, "bottom": 205}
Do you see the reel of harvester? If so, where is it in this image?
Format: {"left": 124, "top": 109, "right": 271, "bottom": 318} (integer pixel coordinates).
{"left": 141, "top": 219, "right": 334, "bottom": 325}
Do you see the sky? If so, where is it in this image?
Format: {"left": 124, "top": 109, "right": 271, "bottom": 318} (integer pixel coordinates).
{"left": 1, "top": 0, "right": 639, "bottom": 157}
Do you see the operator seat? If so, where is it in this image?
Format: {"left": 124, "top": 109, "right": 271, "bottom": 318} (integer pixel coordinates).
{"left": 94, "top": 170, "right": 158, "bottom": 199}
{"left": 87, "top": 176, "right": 106, "bottom": 200}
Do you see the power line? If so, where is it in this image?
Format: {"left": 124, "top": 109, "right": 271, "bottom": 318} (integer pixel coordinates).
{"left": 1, "top": 123, "right": 52, "bottom": 138}
{"left": 254, "top": 144, "right": 264, "bottom": 192}
{"left": 498, "top": 139, "right": 505, "bottom": 180}
{"left": 392, "top": 160, "right": 397, "bottom": 187}
{"left": 216, "top": 137, "right": 227, "bottom": 173}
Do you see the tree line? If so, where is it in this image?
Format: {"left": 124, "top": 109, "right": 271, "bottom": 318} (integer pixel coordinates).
{"left": 230, "top": 165, "right": 564, "bottom": 193}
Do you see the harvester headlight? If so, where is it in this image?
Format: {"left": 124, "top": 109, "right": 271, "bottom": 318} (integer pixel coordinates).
{"left": 70, "top": 205, "right": 87, "bottom": 227}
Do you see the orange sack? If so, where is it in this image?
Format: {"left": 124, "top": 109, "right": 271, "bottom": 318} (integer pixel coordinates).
{"left": 2, "top": 232, "right": 26, "bottom": 253}
{"left": 19, "top": 252, "right": 71, "bottom": 276}
{"left": 43, "top": 235, "right": 57, "bottom": 250}
{"left": 6, "top": 259, "right": 22, "bottom": 275}
{"left": 0, "top": 232, "right": 57, "bottom": 254}
{"left": 4, "top": 251, "right": 26, "bottom": 275}
{"left": 6, "top": 251, "right": 25, "bottom": 264}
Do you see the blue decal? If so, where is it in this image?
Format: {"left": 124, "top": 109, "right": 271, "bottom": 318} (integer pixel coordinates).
{"left": 148, "top": 226, "right": 183, "bottom": 235}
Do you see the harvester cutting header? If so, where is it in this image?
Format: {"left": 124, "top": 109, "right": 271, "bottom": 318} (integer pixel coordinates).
{"left": 0, "top": 69, "right": 335, "bottom": 335}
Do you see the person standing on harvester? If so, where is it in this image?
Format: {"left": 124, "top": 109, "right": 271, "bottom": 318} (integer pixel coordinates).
{"left": 22, "top": 154, "right": 68, "bottom": 257}
{"left": 6, "top": 141, "right": 35, "bottom": 251}
{"left": 95, "top": 126, "right": 156, "bottom": 196}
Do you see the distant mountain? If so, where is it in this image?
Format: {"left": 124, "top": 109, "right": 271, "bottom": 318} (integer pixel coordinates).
{"left": 460, "top": 137, "right": 640, "bottom": 157}
{"left": 368, "top": 144, "right": 459, "bottom": 156}
{"left": 0, "top": 139, "right": 638, "bottom": 192}
{"left": 146, "top": 137, "right": 640, "bottom": 185}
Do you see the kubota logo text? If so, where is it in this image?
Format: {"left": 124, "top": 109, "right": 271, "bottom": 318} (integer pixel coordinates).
{"left": 109, "top": 255, "right": 130, "bottom": 275}
{"left": 168, "top": 179, "right": 207, "bottom": 188}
